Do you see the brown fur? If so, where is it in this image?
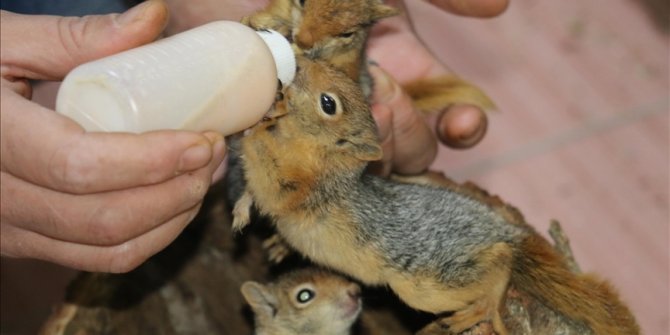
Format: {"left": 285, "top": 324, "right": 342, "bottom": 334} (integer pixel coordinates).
{"left": 294, "top": 0, "right": 398, "bottom": 81}
{"left": 511, "top": 234, "right": 640, "bottom": 335}
{"left": 234, "top": 56, "right": 639, "bottom": 335}
{"left": 242, "top": 0, "right": 495, "bottom": 113}
{"left": 393, "top": 172, "right": 640, "bottom": 334}
{"left": 403, "top": 76, "right": 496, "bottom": 113}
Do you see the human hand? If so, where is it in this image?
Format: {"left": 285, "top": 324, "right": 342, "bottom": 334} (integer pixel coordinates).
{"left": 367, "top": 0, "right": 509, "bottom": 176}
{"left": 0, "top": 1, "right": 227, "bottom": 273}
{"left": 163, "top": 0, "right": 268, "bottom": 34}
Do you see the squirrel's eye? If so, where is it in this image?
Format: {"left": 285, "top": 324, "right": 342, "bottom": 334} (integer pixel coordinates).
{"left": 320, "top": 93, "right": 337, "bottom": 115}
{"left": 296, "top": 289, "right": 315, "bottom": 303}
{"left": 339, "top": 31, "right": 355, "bottom": 38}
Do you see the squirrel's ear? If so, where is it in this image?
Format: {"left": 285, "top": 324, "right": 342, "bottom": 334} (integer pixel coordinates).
{"left": 343, "top": 123, "right": 383, "bottom": 162}
{"left": 241, "top": 282, "right": 278, "bottom": 318}
{"left": 351, "top": 141, "right": 383, "bottom": 162}
{"left": 371, "top": 4, "right": 400, "bottom": 22}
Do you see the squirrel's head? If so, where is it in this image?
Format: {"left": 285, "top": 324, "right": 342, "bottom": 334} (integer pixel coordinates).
{"left": 242, "top": 57, "right": 382, "bottom": 177}
{"left": 291, "top": 0, "right": 398, "bottom": 53}
{"left": 241, "top": 268, "right": 362, "bottom": 335}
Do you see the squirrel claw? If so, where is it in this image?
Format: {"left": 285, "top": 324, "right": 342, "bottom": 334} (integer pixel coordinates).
{"left": 416, "top": 305, "right": 501, "bottom": 335}
{"left": 232, "top": 190, "right": 254, "bottom": 232}
{"left": 417, "top": 318, "right": 496, "bottom": 335}
{"left": 262, "top": 234, "right": 293, "bottom": 263}
{"left": 416, "top": 320, "right": 453, "bottom": 335}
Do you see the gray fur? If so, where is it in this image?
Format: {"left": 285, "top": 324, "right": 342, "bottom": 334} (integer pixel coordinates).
{"left": 299, "top": 172, "right": 529, "bottom": 286}
{"left": 224, "top": 135, "right": 247, "bottom": 207}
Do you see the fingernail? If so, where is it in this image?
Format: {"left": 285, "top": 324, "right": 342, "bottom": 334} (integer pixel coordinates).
{"left": 178, "top": 141, "right": 212, "bottom": 172}
{"left": 204, "top": 132, "right": 226, "bottom": 159}
{"left": 369, "top": 65, "right": 397, "bottom": 104}
{"left": 117, "top": 0, "right": 152, "bottom": 25}
{"left": 437, "top": 105, "right": 488, "bottom": 149}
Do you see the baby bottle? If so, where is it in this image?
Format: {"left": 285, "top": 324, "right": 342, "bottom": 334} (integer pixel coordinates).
{"left": 56, "top": 21, "right": 295, "bottom": 134}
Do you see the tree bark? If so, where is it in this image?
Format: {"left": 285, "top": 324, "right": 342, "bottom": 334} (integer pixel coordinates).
{"left": 39, "top": 174, "right": 591, "bottom": 335}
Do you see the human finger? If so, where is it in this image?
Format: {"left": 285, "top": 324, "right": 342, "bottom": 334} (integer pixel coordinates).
{"left": 0, "top": 206, "right": 200, "bottom": 273}
{"left": 0, "top": 91, "right": 221, "bottom": 194}
{"left": 369, "top": 65, "right": 437, "bottom": 174}
{"left": 0, "top": 138, "right": 225, "bottom": 246}
{"left": 0, "top": 0, "right": 168, "bottom": 81}
{"left": 436, "top": 104, "right": 488, "bottom": 149}
{"left": 426, "top": 0, "right": 510, "bottom": 18}
{"left": 369, "top": 104, "right": 395, "bottom": 176}
{"left": 0, "top": 77, "right": 32, "bottom": 99}
{"left": 163, "top": 0, "right": 269, "bottom": 35}
{"left": 211, "top": 160, "right": 228, "bottom": 184}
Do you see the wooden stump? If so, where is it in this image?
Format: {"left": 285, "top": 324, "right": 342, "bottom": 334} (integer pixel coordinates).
{"left": 39, "top": 175, "right": 592, "bottom": 335}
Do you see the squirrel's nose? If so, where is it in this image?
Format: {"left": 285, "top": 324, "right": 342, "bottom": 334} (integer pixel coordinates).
{"left": 295, "top": 29, "right": 315, "bottom": 50}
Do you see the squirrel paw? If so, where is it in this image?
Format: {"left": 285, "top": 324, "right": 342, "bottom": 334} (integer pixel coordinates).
{"left": 241, "top": 13, "right": 291, "bottom": 36}
{"left": 232, "top": 190, "right": 254, "bottom": 232}
{"left": 417, "top": 314, "right": 498, "bottom": 335}
{"left": 461, "top": 321, "right": 495, "bottom": 335}
{"left": 416, "top": 323, "right": 494, "bottom": 335}
{"left": 454, "top": 322, "right": 495, "bottom": 335}
{"left": 443, "top": 294, "right": 507, "bottom": 335}
{"left": 262, "top": 234, "right": 293, "bottom": 264}
{"left": 415, "top": 319, "right": 455, "bottom": 335}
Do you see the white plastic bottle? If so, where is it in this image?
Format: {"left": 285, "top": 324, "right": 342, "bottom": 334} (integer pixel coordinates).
{"left": 56, "top": 21, "right": 296, "bottom": 134}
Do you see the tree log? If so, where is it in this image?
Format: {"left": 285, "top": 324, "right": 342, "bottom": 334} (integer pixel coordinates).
{"left": 40, "top": 174, "right": 592, "bottom": 335}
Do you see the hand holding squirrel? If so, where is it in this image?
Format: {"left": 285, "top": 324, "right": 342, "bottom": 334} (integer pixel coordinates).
{"left": 368, "top": 0, "right": 505, "bottom": 174}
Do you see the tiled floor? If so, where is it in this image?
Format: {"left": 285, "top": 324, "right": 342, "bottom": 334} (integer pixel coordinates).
{"left": 1, "top": 1, "right": 668, "bottom": 334}
{"left": 412, "top": 1, "right": 668, "bottom": 334}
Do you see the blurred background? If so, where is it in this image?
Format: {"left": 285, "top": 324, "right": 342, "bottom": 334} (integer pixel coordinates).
{"left": 1, "top": 0, "right": 668, "bottom": 334}
{"left": 419, "top": 1, "right": 668, "bottom": 334}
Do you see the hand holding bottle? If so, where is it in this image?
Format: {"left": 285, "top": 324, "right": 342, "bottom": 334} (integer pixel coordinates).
{"left": 0, "top": 1, "right": 226, "bottom": 272}
{"left": 162, "top": 0, "right": 510, "bottom": 176}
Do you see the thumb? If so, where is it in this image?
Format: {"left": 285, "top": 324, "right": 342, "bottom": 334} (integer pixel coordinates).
{"left": 0, "top": 0, "right": 168, "bottom": 81}
{"left": 369, "top": 64, "right": 437, "bottom": 175}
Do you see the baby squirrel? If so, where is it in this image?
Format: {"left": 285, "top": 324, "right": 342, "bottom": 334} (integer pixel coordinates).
{"left": 242, "top": 0, "right": 495, "bottom": 112}
{"left": 232, "top": 58, "right": 639, "bottom": 335}
{"left": 229, "top": 0, "right": 493, "bottom": 262}
{"left": 241, "top": 268, "right": 362, "bottom": 335}
{"left": 229, "top": 0, "right": 496, "bottom": 242}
